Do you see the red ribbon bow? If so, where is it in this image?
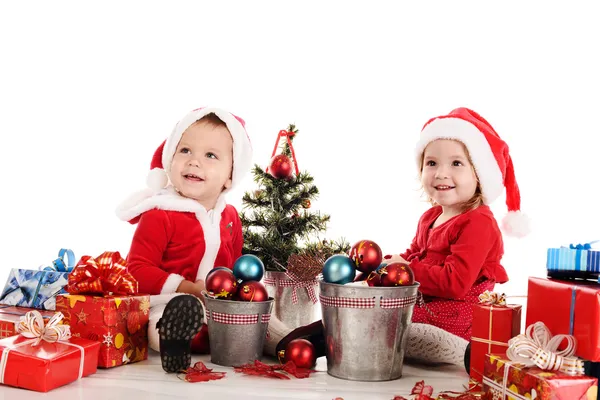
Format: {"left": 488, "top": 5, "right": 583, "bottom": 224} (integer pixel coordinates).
{"left": 265, "top": 129, "right": 300, "bottom": 176}
{"left": 66, "top": 251, "right": 138, "bottom": 295}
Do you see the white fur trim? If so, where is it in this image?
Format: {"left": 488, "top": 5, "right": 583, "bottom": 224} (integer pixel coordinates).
{"left": 416, "top": 117, "right": 505, "bottom": 205}
{"left": 160, "top": 273, "right": 186, "bottom": 295}
{"left": 501, "top": 210, "right": 531, "bottom": 238}
{"left": 147, "top": 168, "right": 168, "bottom": 191}
{"left": 116, "top": 186, "right": 225, "bottom": 222}
{"left": 194, "top": 201, "right": 224, "bottom": 282}
{"left": 163, "top": 107, "right": 253, "bottom": 194}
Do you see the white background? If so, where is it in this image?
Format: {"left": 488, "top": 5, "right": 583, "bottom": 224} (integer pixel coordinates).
{"left": 1, "top": 1, "right": 599, "bottom": 297}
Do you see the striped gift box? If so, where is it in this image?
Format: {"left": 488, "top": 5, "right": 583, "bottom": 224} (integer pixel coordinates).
{"left": 546, "top": 247, "right": 600, "bottom": 279}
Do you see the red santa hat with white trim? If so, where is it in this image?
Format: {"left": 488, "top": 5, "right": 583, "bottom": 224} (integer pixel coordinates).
{"left": 146, "top": 106, "right": 253, "bottom": 193}
{"left": 415, "top": 107, "right": 530, "bottom": 237}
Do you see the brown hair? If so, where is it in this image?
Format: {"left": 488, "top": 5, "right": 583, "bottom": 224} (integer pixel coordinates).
{"left": 193, "top": 112, "right": 228, "bottom": 129}
{"left": 419, "top": 139, "right": 483, "bottom": 212}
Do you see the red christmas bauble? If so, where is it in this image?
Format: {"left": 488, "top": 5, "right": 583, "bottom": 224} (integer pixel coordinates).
{"left": 349, "top": 240, "right": 383, "bottom": 273}
{"left": 235, "top": 281, "right": 269, "bottom": 302}
{"left": 284, "top": 339, "right": 316, "bottom": 368}
{"left": 379, "top": 262, "right": 415, "bottom": 287}
{"left": 269, "top": 154, "right": 293, "bottom": 179}
{"left": 366, "top": 271, "right": 381, "bottom": 287}
{"left": 206, "top": 269, "right": 238, "bottom": 299}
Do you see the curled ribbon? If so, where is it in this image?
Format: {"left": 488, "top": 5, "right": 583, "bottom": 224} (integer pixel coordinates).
{"left": 16, "top": 310, "right": 71, "bottom": 346}
{"left": 506, "top": 321, "right": 584, "bottom": 376}
{"left": 265, "top": 129, "right": 300, "bottom": 176}
{"left": 42, "top": 248, "right": 76, "bottom": 272}
{"left": 66, "top": 251, "right": 138, "bottom": 295}
{"left": 478, "top": 290, "right": 506, "bottom": 306}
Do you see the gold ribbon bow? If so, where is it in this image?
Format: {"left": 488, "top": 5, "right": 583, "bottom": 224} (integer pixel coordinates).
{"left": 16, "top": 310, "right": 71, "bottom": 346}
{"left": 478, "top": 290, "right": 506, "bottom": 306}
{"left": 506, "top": 321, "right": 584, "bottom": 375}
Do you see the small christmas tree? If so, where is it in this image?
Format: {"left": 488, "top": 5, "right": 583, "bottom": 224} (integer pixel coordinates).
{"left": 240, "top": 124, "right": 349, "bottom": 274}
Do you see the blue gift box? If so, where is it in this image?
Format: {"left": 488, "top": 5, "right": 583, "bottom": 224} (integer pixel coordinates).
{"left": 0, "top": 269, "right": 69, "bottom": 310}
{"left": 546, "top": 247, "right": 600, "bottom": 280}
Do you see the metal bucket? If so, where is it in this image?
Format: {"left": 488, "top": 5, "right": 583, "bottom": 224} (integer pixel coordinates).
{"left": 320, "top": 281, "right": 420, "bottom": 381}
{"left": 263, "top": 271, "right": 320, "bottom": 330}
{"left": 203, "top": 295, "right": 273, "bottom": 367}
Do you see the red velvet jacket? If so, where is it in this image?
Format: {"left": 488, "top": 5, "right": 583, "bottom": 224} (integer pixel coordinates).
{"left": 401, "top": 205, "right": 508, "bottom": 299}
{"left": 117, "top": 187, "right": 243, "bottom": 295}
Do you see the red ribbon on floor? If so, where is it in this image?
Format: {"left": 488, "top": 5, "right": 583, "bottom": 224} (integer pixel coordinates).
{"left": 179, "top": 362, "right": 226, "bottom": 382}
{"left": 265, "top": 129, "right": 299, "bottom": 176}
{"left": 66, "top": 251, "right": 138, "bottom": 295}
{"left": 234, "top": 360, "right": 315, "bottom": 379}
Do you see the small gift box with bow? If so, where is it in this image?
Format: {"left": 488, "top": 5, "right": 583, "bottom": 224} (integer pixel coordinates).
{"left": 0, "top": 310, "right": 100, "bottom": 392}
{"left": 547, "top": 242, "right": 600, "bottom": 281}
{"left": 0, "top": 306, "right": 56, "bottom": 339}
{"left": 0, "top": 248, "right": 76, "bottom": 310}
{"left": 527, "top": 277, "right": 600, "bottom": 362}
{"left": 482, "top": 322, "right": 597, "bottom": 400}
{"left": 470, "top": 290, "right": 522, "bottom": 384}
{"left": 55, "top": 251, "right": 150, "bottom": 368}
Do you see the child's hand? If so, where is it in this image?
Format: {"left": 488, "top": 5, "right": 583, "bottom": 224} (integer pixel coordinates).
{"left": 383, "top": 254, "right": 409, "bottom": 265}
{"left": 194, "top": 279, "right": 206, "bottom": 302}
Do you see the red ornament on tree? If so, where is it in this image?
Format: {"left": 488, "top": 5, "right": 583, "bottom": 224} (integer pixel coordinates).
{"left": 379, "top": 262, "right": 415, "bottom": 287}
{"left": 366, "top": 271, "right": 381, "bottom": 287}
{"left": 269, "top": 154, "right": 293, "bottom": 179}
{"left": 235, "top": 281, "right": 269, "bottom": 302}
{"left": 282, "top": 339, "right": 316, "bottom": 369}
{"left": 206, "top": 269, "right": 238, "bottom": 299}
{"left": 349, "top": 240, "right": 383, "bottom": 273}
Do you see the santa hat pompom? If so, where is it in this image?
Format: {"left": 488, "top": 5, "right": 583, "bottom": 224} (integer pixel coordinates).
{"left": 146, "top": 167, "right": 168, "bottom": 191}
{"left": 501, "top": 211, "right": 531, "bottom": 238}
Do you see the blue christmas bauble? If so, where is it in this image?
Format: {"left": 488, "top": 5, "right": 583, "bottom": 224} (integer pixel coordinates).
{"left": 233, "top": 255, "right": 265, "bottom": 282}
{"left": 322, "top": 255, "right": 356, "bottom": 284}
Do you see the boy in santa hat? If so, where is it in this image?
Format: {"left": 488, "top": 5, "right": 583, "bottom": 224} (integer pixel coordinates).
{"left": 274, "top": 107, "right": 529, "bottom": 373}
{"left": 116, "top": 107, "right": 252, "bottom": 373}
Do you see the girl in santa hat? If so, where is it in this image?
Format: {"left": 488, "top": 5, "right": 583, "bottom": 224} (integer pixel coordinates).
{"left": 273, "top": 107, "right": 529, "bottom": 373}
{"left": 116, "top": 107, "right": 253, "bottom": 373}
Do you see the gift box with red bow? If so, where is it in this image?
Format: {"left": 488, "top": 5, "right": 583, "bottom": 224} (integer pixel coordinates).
{"left": 0, "top": 310, "right": 100, "bottom": 392}
{"left": 470, "top": 291, "right": 522, "bottom": 383}
{"left": 55, "top": 251, "right": 150, "bottom": 368}
{"left": 0, "top": 306, "right": 55, "bottom": 339}
{"left": 482, "top": 322, "right": 597, "bottom": 400}
{"left": 527, "top": 277, "right": 600, "bottom": 361}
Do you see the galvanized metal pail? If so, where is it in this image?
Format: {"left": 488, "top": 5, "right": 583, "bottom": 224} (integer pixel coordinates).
{"left": 263, "top": 271, "right": 320, "bottom": 330}
{"left": 320, "top": 281, "right": 420, "bottom": 381}
{"left": 203, "top": 295, "right": 274, "bottom": 366}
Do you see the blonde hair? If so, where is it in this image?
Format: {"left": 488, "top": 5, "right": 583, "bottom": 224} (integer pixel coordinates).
{"left": 419, "top": 139, "right": 483, "bottom": 212}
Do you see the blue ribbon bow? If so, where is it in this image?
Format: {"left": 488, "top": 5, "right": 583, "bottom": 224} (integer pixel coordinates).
{"left": 568, "top": 240, "right": 599, "bottom": 250}
{"left": 42, "top": 248, "right": 75, "bottom": 273}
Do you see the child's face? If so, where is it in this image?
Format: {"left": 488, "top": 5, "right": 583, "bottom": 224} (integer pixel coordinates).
{"left": 169, "top": 120, "right": 233, "bottom": 208}
{"left": 421, "top": 139, "right": 478, "bottom": 212}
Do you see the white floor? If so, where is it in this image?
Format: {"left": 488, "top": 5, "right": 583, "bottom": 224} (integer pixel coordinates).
{"left": 0, "top": 352, "right": 470, "bottom": 400}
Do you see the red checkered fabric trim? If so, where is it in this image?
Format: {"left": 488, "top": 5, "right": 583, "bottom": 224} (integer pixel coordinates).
{"left": 261, "top": 314, "right": 271, "bottom": 324}
{"left": 319, "top": 294, "right": 375, "bottom": 309}
{"left": 380, "top": 295, "right": 418, "bottom": 309}
{"left": 206, "top": 311, "right": 271, "bottom": 325}
{"left": 263, "top": 273, "right": 319, "bottom": 304}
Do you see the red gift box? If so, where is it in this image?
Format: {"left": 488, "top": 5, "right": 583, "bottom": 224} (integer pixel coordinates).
{"left": 482, "top": 354, "right": 597, "bottom": 400}
{"left": 56, "top": 293, "right": 149, "bottom": 368}
{"left": 0, "top": 332, "right": 100, "bottom": 392}
{"left": 527, "top": 277, "right": 600, "bottom": 361}
{"left": 470, "top": 301, "right": 522, "bottom": 383}
{"left": 0, "top": 307, "right": 55, "bottom": 339}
